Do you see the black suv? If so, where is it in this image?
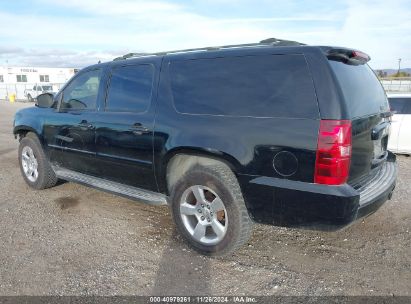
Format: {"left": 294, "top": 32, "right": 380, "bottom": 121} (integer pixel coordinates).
{"left": 14, "top": 39, "right": 397, "bottom": 255}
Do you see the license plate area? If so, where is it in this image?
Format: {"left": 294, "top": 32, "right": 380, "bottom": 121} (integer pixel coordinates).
{"left": 373, "top": 136, "right": 387, "bottom": 159}
{"left": 372, "top": 122, "right": 389, "bottom": 159}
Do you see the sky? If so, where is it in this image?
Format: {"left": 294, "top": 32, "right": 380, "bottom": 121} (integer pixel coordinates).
{"left": 0, "top": 0, "right": 410, "bottom": 69}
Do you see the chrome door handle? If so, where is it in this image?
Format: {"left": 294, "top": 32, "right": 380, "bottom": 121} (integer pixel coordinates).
{"left": 130, "top": 123, "right": 150, "bottom": 135}
{"left": 78, "top": 120, "right": 93, "bottom": 129}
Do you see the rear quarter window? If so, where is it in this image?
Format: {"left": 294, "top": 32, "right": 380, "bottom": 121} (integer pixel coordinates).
{"left": 169, "top": 54, "right": 319, "bottom": 119}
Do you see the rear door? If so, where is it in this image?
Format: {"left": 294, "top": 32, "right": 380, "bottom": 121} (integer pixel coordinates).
{"left": 328, "top": 61, "right": 390, "bottom": 182}
{"left": 94, "top": 62, "right": 158, "bottom": 191}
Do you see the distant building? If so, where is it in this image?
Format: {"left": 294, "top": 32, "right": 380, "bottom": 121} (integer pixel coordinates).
{"left": 0, "top": 66, "right": 78, "bottom": 84}
{"left": 0, "top": 66, "right": 79, "bottom": 100}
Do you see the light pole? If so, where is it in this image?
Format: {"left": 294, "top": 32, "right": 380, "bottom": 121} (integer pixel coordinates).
{"left": 397, "top": 58, "right": 402, "bottom": 76}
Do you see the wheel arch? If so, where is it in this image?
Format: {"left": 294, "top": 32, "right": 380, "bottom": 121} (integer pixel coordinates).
{"left": 13, "top": 126, "right": 42, "bottom": 142}
{"left": 160, "top": 147, "right": 242, "bottom": 195}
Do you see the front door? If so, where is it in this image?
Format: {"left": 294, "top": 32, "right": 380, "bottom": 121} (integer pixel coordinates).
{"left": 44, "top": 68, "right": 103, "bottom": 175}
{"left": 94, "top": 63, "right": 158, "bottom": 191}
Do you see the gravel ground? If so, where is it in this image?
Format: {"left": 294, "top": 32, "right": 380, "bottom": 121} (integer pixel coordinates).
{"left": 0, "top": 101, "right": 410, "bottom": 296}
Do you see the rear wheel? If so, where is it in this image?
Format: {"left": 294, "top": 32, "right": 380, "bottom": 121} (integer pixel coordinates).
{"left": 18, "top": 133, "right": 57, "bottom": 189}
{"left": 170, "top": 164, "right": 252, "bottom": 255}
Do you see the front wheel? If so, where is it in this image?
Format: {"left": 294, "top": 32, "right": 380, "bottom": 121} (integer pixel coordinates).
{"left": 18, "top": 133, "right": 57, "bottom": 189}
{"left": 170, "top": 164, "right": 252, "bottom": 256}
{"left": 27, "top": 94, "right": 34, "bottom": 102}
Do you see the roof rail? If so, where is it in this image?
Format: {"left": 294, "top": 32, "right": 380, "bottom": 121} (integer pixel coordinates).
{"left": 113, "top": 38, "right": 305, "bottom": 61}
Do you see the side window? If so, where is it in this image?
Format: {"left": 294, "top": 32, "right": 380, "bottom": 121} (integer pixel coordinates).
{"left": 60, "top": 69, "right": 102, "bottom": 110}
{"left": 105, "top": 64, "right": 154, "bottom": 113}
{"left": 169, "top": 54, "right": 319, "bottom": 118}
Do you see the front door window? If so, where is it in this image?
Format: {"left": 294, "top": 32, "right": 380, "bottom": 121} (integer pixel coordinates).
{"left": 60, "top": 69, "right": 102, "bottom": 111}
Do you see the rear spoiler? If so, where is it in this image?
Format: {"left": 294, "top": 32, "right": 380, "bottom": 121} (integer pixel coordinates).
{"left": 326, "top": 48, "right": 371, "bottom": 65}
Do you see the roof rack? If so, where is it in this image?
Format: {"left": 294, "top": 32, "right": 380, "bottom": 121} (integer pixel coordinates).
{"left": 113, "top": 38, "right": 305, "bottom": 61}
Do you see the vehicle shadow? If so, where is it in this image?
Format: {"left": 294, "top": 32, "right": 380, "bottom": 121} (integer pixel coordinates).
{"left": 151, "top": 229, "right": 212, "bottom": 295}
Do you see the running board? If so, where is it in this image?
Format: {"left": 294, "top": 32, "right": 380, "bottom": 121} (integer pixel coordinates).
{"left": 53, "top": 167, "right": 168, "bottom": 206}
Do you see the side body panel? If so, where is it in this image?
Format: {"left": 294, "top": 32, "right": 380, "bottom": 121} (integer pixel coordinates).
{"left": 14, "top": 107, "right": 52, "bottom": 143}
{"left": 153, "top": 48, "right": 321, "bottom": 224}
{"left": 43, "top": 111, "right": 100, "bottom": 175}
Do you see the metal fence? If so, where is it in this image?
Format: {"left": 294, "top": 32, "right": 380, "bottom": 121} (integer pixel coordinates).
{"left": 0, "top": 83, "right": 66, "bottom": 101}
{"left": 380, "top": 77, "right": 411, "bottom": 93}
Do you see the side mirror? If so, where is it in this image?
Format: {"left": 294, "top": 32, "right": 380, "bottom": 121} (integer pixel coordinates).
{"left": 36, "top": 93, "right": 54, "bottom": 108}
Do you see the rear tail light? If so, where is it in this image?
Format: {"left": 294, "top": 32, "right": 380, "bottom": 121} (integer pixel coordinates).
{"left": 350, "top": 50, "right": 370, "bottom": 62}
{"left": 315, "top": 120, "right": 352, "bottom": 185}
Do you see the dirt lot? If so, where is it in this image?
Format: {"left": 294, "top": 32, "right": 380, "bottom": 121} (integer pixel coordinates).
{"left": 0, "top": 101, "right": 410, "bottom": 296}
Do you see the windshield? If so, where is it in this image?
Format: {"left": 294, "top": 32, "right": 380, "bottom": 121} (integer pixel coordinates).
{"left": 42, "top": 85, "right": 53, "bottom": 91}
{"left": 329, "top": 61, "right": 389, "bottom": 118}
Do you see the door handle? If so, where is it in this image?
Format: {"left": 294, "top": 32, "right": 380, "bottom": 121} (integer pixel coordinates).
{"left": 78, "top": 120, "right": 94, "bottom": 129}
{"left": 130, "top": 123, "right": 150, "bottom": 135}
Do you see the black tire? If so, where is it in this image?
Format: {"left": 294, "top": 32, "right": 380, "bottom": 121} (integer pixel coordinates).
{"left": 18, "top": 132, "right": 57, "bottom": 190}
{"left": 27, "top": 94, "right": 33, "bottom": 102}
{"left": 170, "top": 163, "right": 252, "bottom": 256}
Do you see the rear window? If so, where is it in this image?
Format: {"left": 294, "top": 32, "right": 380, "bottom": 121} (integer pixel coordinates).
{"left": 169, "top": 54, "right": 319, "bottom": 118}
{"left": 388, "top": 98, "right": 411, "bottom": 114}
{"left": 329, "top": 61, "right": 389, "bottom": 118}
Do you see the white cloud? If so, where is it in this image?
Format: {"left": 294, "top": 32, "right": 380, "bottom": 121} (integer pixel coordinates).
{"left": 336, "top": 0, "right": 411, "bottom": 69}
{"left": 0, "top": 0, "right": 410, "bottom": 68}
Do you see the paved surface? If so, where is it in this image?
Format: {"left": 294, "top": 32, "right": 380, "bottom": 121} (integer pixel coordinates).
{"left": 0, "top": 101, "right": 410, "bottom": 296}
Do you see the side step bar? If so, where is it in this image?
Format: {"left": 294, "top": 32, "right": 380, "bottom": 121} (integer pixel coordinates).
{"left": 53, "top": 167, "right": 168, "bottom": 206}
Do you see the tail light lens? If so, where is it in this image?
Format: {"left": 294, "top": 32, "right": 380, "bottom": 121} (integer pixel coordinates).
{"left": 315, "top": 120, "right": 352, "bottom": 185}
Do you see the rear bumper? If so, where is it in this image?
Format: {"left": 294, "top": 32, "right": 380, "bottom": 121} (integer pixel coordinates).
{"left": 240, "top": 153, "right": 397, "bottom": 230}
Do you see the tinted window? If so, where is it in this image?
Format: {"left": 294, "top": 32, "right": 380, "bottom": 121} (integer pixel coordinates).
{"left": 329, "top": 61, "right": 389, "bottom": 118}
{"left": 105, "top": 65, "right": 154, "bottom": 113}
{"left": 169, "top": 54, "right": 319, "bottom": 118}
{"left": 388, "top": 98, "right": 411, "bottom": 114}
{"left": 60, "top": 69, "right": 101, "bottom": 110}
